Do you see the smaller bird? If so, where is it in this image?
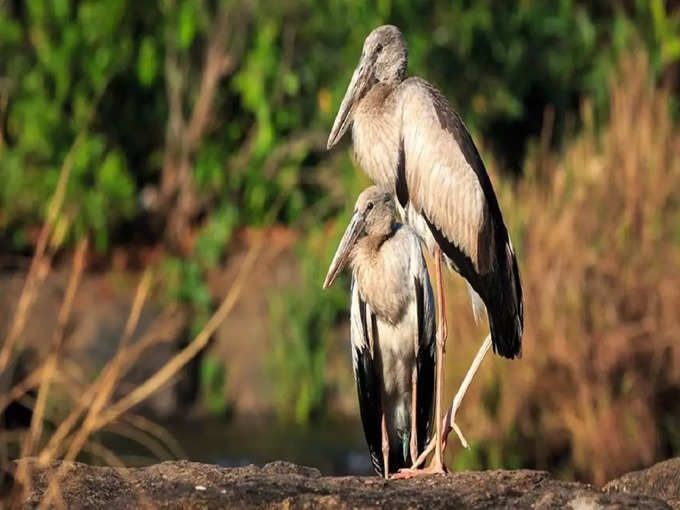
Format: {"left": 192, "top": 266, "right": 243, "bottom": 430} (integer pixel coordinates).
{"left": 323, "top": 186, "right": 436, "bottom": 478}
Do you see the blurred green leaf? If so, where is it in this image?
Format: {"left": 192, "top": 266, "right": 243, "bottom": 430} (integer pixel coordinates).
{"left": 194, "top": 206, "right": 238, "bottom": 267}
{"left": 200, "top": 355, "right": 230, "bottom": 417}
{"left": 177, "top": 0, "right": 197, "bottom": 50}
{"left": 137, "top": 37, "right": 159, "bottom": 86}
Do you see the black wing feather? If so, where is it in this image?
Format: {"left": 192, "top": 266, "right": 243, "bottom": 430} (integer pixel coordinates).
{"left": 414, "top": 276, "right": 436, "bottom": 454}
{"left": 395, "top": 137, "right": 408, "bottom": 208}
{"left": 355, "top": 297, "right": 385, "bottom": 476}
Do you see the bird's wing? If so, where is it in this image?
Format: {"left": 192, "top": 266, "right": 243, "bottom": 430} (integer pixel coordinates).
{"left": 408, "top": 232, "right": 437, "bottom": 454}
{"left": 397, "top": 77, "right": 523, "bottom": 359}
{"left": 350, "top": 278, "right": 385, "bottom": 476}
{"left": 397, "top": 77, "right": 499, "bottom": 277}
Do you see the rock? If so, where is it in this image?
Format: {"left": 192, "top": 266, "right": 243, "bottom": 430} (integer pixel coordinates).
{"left": 10, "top": 458, "right": 671, "bottom": 509}
{"left": 604, "top": 458, "right": 680, "bottom": 509}
{"left": 260, "top": 460, "right": 322, "bottom": 478}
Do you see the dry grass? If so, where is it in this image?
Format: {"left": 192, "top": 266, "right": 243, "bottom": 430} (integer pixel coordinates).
{"left": 442, "top": 52, "right": 680, "bottom": 484}
{"left": 0, "top": 210, "right": 264, "bottom": 507}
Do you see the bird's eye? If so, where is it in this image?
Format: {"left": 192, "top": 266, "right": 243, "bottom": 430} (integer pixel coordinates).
{"left": 366, "top": 202, "right": 374, "bottom": 212}
{"left": 375, "top": 43, "right": 383, "bottom": 53}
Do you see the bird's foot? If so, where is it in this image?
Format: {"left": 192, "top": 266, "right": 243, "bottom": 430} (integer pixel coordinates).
{"left": 390, "top": 469, "right": 419, "bottom": 480}
{"left": 390, "top": 436, "right": 447, "bottom": 479}
{"left": 391, "top": 458, "right": 447, "bottom": 479}
{"left": 424, "top": 455, "right": 448, "bottom": 475}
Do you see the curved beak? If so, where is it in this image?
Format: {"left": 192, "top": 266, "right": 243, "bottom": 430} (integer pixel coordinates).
{"left": 323, "top": 211, "right": 364, "bottom": 289}
{"left": 327, "top": 57, "right": 373, "bottom": 150}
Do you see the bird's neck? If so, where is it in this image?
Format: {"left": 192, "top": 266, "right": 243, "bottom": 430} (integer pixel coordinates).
{"left": 350, "top": 228, "right": 407, "bottom": 325}
{"left": 356, "top": 82, "right": 399, "bottom": 114}
{"left": 351, "top": 228, "right": 395, "bottom": 266}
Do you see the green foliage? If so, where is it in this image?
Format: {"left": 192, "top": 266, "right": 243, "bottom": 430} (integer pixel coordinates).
{"left": 0, "top": 0, "right": 137, "bottom": 249}
{"left": 161, "top": 255, "right": 212, "bottom": 338}
{"left": 268, "top": 230, "right": 348, "bottom": 425}
{"left": 3, "top": 1, "right": 678, "bottom": 251}
{"left": 1, "top": 0, "right": 677, "bottom": 246}
{"left": 137, "top": 37, "right": 159, "bottom": 87}
{"left": 194, "top": 205, "right": 238, "bottom": 267}
{"left": 199, "top": 355, "right": 230, "bottom": 417}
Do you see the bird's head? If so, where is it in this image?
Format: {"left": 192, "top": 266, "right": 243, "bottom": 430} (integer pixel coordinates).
{"left": 323, "top": 186, "right": 395, "bottom": 289}
{"left": 327, "top": 25, "right": 408, "bottom": 150}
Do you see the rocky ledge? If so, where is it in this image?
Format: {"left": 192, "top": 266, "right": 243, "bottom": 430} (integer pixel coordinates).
{"left": 7, "top": 457, "right": 680, "bottom": 509}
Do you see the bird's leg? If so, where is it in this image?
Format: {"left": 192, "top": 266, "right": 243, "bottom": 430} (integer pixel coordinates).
{"left": 381, "top": 412, "right": 390, "bottom": 480}
{"left": 393, "top": 247, "right": 447, "bottom": 479}
{"left": 441, "top": 334, "right": 492, "bottom": 452}
{"left": 409, "top": 368, "right": 418, "bottom": 464}
{"left": 428, "top": 245, "right": 448, "bottom": 472}
{"left": 397, "top": 331, "right": 493, "bottom": 481}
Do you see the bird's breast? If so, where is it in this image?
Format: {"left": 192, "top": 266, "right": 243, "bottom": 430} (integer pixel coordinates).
{"left": 352, "top": 238, "right": 410, "bottom": 326}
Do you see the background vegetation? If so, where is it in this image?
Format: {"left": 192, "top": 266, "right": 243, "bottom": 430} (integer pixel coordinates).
{"left": 2, "top": 0, "right": 680, "bottom": 499}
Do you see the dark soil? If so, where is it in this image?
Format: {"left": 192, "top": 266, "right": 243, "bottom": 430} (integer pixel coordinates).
{"left": 8, "top": 457, "right": 678, "bottom": 509}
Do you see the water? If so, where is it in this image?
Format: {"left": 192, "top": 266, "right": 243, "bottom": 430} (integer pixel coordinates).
{"left": 110, "top": 417, "right": 374, "bottom": 476}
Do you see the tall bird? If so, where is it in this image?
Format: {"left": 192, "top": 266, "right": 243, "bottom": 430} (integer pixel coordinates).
{"left": 323, "top": 186, "right": 436, "bottom": 478}
{"left": 327, "top": 25, "right": 523, "bottom": 474}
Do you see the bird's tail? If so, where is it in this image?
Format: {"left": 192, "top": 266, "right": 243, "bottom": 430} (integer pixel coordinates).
{"left": 487, "top": 240, "right": 523, "bottom": 359}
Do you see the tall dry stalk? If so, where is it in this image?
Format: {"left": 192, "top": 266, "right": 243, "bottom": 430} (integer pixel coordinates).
{"left": 0, "top": 133, "right": 85, "bottom": 374}
{"left": 23, "top": 240, "right": 88, "bottom": 457}
{"left": 11, "top": 240, "right": 88, "bottom": 505}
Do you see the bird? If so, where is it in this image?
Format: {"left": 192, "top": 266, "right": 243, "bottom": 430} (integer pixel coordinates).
{"left": 326, "top": 25, "right": 523, "bottom": 474}
{"left": 323, "top": 186, "right": 436, "bottom": 478}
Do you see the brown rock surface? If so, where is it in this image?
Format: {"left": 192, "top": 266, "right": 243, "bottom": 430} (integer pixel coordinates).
{"left": 9, "top": 458, "right": 673, "bottom": 509}
{"left": 605, "top": 457, "right": 680, "bottom": 509}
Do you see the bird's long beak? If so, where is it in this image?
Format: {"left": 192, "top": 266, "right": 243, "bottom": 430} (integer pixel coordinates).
{"left": 323, "top": 211, "right": 364, "bottom": 289}
{"left": 327, "top": 58, "right": 373, "bottom": 150}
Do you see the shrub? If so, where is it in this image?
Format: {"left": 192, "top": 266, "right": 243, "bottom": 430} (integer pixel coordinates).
{"left": 443, "top": 52, "right": 680, "bottom": 484}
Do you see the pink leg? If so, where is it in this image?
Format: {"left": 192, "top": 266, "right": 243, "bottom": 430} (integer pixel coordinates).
{"left": 427, "top": 246, "right": 447, "bottom": 472}
{"left": 441, "top": 334, "right": 492, "bottom": 451}
{"left": 381, "top": 413, "right": 389, "bottom": 480}
{"left": 409, "top": 369, "right": 418, "bottom": 463}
